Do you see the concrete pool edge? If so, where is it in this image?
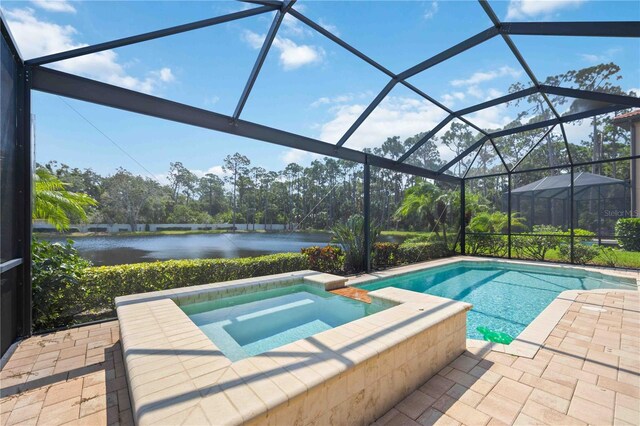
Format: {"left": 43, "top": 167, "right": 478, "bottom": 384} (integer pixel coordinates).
{"left": 115, "top": 271, "right": 472, "bottom": 425}
{"left": 346, "top": 256, "right": 639, "bottom": 359}
{"left": 345, "top": 255, "right": 640, "bottom": 287}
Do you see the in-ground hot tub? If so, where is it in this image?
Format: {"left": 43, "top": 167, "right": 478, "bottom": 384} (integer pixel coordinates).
{"left": 116, "top": 270, "right": 471, "bottom": 425}
{"left": 181, "top": 283, "right": 387, "bottom": 361}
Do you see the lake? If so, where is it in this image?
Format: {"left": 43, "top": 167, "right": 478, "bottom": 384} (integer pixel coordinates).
{"left": 44, "top": 232, "right": 403, "bottom": 266}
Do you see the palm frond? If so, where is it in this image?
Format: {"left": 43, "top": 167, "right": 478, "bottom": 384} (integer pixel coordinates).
{"left": 33, "top": 168, "right": 97, "bottom": 231}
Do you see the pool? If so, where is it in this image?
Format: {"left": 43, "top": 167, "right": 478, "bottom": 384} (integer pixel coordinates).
{"left": 357, "top": 261, "right": 636, "bottom": 341}
{"left": 181, "top": 284, "right": 385, "bottom": 361}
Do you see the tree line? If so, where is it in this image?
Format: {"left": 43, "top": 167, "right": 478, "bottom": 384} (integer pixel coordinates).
{"left": 39, "top": 63, "right": 634, "bottom": 233}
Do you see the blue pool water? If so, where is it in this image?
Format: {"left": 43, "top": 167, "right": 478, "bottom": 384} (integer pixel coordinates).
{"left": 357, "top": 261, "right": 636, "bottom": 341}
{"left": 181, "top": 284, "right": 384, "bottom": 361}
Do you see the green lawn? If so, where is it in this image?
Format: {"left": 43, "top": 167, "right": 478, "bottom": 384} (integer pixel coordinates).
{"left": 543, "top": 248, "right": 640, "bottom": 269}
{"left": 380, "top": 230, "right": 436, "bottom": 238}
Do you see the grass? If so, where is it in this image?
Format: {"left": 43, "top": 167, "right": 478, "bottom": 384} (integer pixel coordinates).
{"left": 544, "top": 248, "right": 640, "bottom": 269}
{"left": 380, "top": 230, "right": 436, "bottom": 238}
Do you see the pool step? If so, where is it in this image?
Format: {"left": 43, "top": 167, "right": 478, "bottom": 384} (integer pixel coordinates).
{"left": 304, "top": 273, "right": 347, "bottom": 291}
{"left": 329, "top": 287, "right": 371, "bottom": 304}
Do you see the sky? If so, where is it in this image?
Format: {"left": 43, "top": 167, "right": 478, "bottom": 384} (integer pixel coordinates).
{"left": 3, "top": 0, "right": 639, "bottom": 183}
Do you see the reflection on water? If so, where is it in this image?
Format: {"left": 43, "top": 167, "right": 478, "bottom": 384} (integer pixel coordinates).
{"left": 43, "top": 232, "right": 404, "bottom": 266}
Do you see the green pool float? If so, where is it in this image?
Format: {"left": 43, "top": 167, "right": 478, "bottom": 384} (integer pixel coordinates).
{"left": 477, "top": 326, "right": 514, "bottom": 345}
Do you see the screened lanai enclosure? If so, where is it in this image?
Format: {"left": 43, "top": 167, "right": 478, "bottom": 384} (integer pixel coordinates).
{"left": 509, "top": 172, "right": 629, "bottom": 240}
{"left": 1, "top": 1, "right": 639, "bottom": 352}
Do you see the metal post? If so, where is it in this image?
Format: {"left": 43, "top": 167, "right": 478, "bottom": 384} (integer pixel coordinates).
{"left": 460, "top": 180, "right": 466, "bottom": 255}
{"left": 17, "top": 64, "right": 32, "bottom": 337}
{"left": 363, "top": 158, "right": 371, "bottom": 273}
{"left": 570, "top": 166, "right": 575, "bottom": 264}
{"left": 507, "top": 173, "right": 512, "bottom": 259}
{"left": 631, "top": 124, "right": 638, "bottom": 217}
{"left": 530, "top": 192, "right": 535, "bottom": 231}
{"left": 597, "top": 185, "right": 602, "bottom": 244}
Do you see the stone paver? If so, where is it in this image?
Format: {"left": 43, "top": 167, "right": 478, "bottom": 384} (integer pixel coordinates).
{"left": 1, "top": 290, "right": 638, "bottom": 426}
{"left": 377, "top": 290, "right": 640, "bottom": 426}
{"left": 0, "top": 322, "right": 132, "bottom": 426}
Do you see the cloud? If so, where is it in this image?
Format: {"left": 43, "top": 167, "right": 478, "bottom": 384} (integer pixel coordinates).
{"left": 318, "top": 96, "right": 448, "bottom": 150}
{"left": 280, "top": 149, "right": 318, "bottom": 165}
{"left": 505, "top": 0, "right": 586, "bottom": 20}
{"left": 451, "top": 66, "right": 521, "bottom": 87}
{"left": 465, "top": 105, "right": 515, "bottom": 131}
{"left": 203, "top": 96, "right": 220, "bottom": 107}
{"left": 440, "top": 84, "right": 504, "bottom": 109}
{"left": 485, "top": 88, "right": 503, "bottom": 99}
{"left": 30, "top": 0, "right": 76, "bottom": 13}
{"left": 149, "top": 67, "right": 175, "bottom": 83}
{"left": 424, "top": 1, "right": 439, "bottom": 19}
{"left": 242, "top": 30, "right": 265, "bottom": 49}
{"left": 281, "top": 13, "right": 312, "bottom": 37}
{"left": 193, "top": 165, "right": 228, "bottom": 178}
{"left": 579, "top": 47, "right": 622, "bottom": 64}
{"left": 563, "top": 118, "right": 591, "bottom": 144}
{"left": 441, "top": 91, "right": 465, "bottom": 107}
{"left": 318, "top": 19, "right": 339, "bottom": 36}
{"left": 310, "top": 91, "right": 374, "bottom": 108}
{"left": 4, "top": 8, "right": 175, "bottom": 94}
{"left": 272, "top": 37, "right": 324, "bottom": 70}
{"left": 242, "top": 30, "right": 324, "bottom": 70}
{"left": 579, "top": 53, "right": 602, "bottom": 63}
{"left": 154, "top": 165, "right": 227, "bottom": 186}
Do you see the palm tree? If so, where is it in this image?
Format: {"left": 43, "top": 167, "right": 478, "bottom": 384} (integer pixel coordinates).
{"left": 395, "top": 179, "right": 444, "bottom": 239}
{"left": 33, "top": 168, "right": 97, "bottom": 231}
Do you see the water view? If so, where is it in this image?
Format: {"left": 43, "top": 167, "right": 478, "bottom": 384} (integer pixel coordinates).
{"left": 43, "top": 232, "right": 405, "bottom": 266}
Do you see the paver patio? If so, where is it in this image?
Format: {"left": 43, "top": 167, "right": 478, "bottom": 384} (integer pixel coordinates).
{"left": 0, "top": 289, "right": 638, "bottom": 425}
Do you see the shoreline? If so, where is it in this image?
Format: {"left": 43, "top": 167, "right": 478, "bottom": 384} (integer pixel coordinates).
{"left": 34, "top": 229, "right": 433, "bottom": 239}
{"left": 34, "top": 229, "right": 336, "bottom": 238}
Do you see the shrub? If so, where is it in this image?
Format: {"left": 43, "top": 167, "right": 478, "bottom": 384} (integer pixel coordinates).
{"left": 598, "top": 246, "right": 618, "bottom": 267}
{"left": 466, "top": 234, "right": 508, "bottom": 257}
{"left": 559, "top": 243, "right": 599, "bottom": 265}
{"left": 32, "top": 238, "right": 91, "bottom": 330}
{"left": 558, "top": 229, "right": 598, "bottom": 264}
{"left": 80, "top": 253, "right": 308, "bottom": 316}
{"left": 372, "top": 242, "right": 399, "bottom": 268}
{"left": 465, "top": 211, "right": 524, "bottom": 257}
{"left": 301, "top": 246, "right": 344, "bottom": 274}
{"left": 512, "top": 225, "right": 564, "bottom": 261}
{"left": 616, "top": 218, "right": 640, "bottom": 251}
{"left": 396, "top": 241, "right": 450, "bottom": 264}
{"left": 331, "top": 214, "right": 380, "bottom": 273}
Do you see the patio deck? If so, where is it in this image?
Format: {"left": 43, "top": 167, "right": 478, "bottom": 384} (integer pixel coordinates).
{"left": 0, "top": 289, "right": 638, "bottom": 426}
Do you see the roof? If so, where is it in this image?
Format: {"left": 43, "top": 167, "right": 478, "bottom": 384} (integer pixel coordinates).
{"left": 511, "top": 172, "right": 625, "bottom": 195}
{"left": 613, "top": 109, "right": 640, "bottom": 121}
{"left": 612, "top": 109, "right": 640, "bottom": 130}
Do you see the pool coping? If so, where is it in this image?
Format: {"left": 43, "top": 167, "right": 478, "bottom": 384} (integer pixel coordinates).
{"left": 115, "top": 270, "right": 472, "bottom": 424}
{"left": 346, "top": 255, "right": 640, "bottom": 287}
{"left": 346, "top": 256, "right": 639, "bottom": 359}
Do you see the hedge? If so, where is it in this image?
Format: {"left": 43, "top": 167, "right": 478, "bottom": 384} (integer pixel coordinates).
{"left": 371, "top": 241, "right": 451, "bottom": 269}
{"left": 616, "top": 218, "right": 640, "bottom": 251}
{"left": 372, "top": 242, "right": 399, "bottom": 268}
{"left": 396, "top": 241, "right": 451, "bottom": 264}
{"left": 79, "top": 253, "right": 309, "bottom": 314}
{"left": 301, "top": 246, "right": 344, "bottom": 274}
{"left": 48, "top": 241, "right": 451, "bottom": 329}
